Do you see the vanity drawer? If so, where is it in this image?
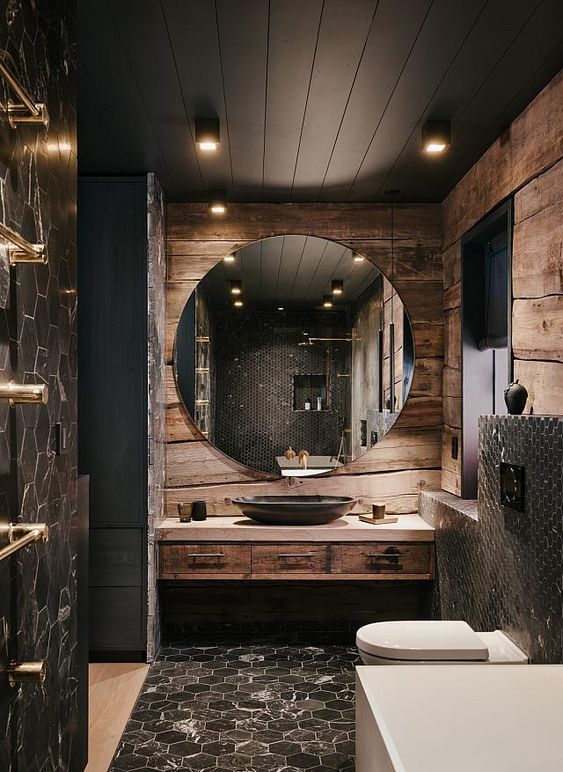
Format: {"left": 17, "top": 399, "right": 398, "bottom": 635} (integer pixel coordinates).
{"left": 338, "top": 543, "right": 431, "bottom": 576}
{"left": 159, "top": 544, "right": 251, "bottom": 577}
{"left": 252, "top": 544, "right": 331, "bottom": 575}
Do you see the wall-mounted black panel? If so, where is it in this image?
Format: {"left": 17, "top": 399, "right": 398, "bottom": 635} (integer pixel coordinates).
{"left": 89, "top": 587, "right": 145, "bottom": 650}
{"left": 90, "top": 528, "right": 144, "bottom": 587}
{"left": 79, "top": 177, "right": 148, "bottom": 656}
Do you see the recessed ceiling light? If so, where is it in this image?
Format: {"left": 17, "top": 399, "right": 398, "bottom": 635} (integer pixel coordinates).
{"left": 332, "top": 279, "right": 344, "bottom": 295}
{"left": 422, "top": 120, "right": 451, "bottom": 155}
{"left": 277, "top": 307, "right": 284, "bottom": 311}
{"left": 426, "top": 143, "right": 447, "bottom": 153}
{"left": 224, "top": 254, "right": 235, "bottom": 262}
{"left": 322, "top": 295, "right": 333, "bottom": 308}
{"left": 234, "top": 299, "right": 243, "bottom": 307}
{"left": 195, "top": 118, "right": 220, "bottom": 151}
{"left": 209, "top": 190, "right": 228, "bottom": 215}
{"left": 354, "top": 255, "right": 365, "bottom": 262}
{"left": 229, "top": 279, "right": 242, "bottom": 295}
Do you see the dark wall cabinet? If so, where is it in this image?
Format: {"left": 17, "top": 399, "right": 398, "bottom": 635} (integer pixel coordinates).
{"left": 79, "top": 177, "right": 148, "bottom": 657}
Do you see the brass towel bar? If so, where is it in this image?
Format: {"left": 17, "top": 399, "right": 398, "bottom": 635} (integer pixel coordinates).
{"left": 0, "top": 381, "right": 49, "bottom": 405}
{"left": 0, "top": 50, "right": 48, "bottom": 128}
{"left": 0, "top": 221, "right": 47, "bottom": 264}
{"left": 0, "top": 523, "right": 49, "bottom": 562}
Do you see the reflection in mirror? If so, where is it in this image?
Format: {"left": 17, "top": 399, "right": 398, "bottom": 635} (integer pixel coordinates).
{"left": 176, "top": 236, "right": 414, "bottom": 476}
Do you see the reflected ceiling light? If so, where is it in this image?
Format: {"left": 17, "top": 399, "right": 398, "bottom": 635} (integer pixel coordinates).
{"left": 209, "top": 190, "right": 227, "bottom": 215}
{"left": 354, "top": 255, "right": 365, "bottom": 262}
{"left": 331, "top": 279, "right": 344, "bottom": 295}
{"left": 322, "top": 295, "right": 333, "bottom": 308}
{"left": 233, "top": 299, "right": 243, "bottom": 307}
{"left": 223, "top": 254, "right": 235, "bottom": 262}
{"left": 195, "top": 118, "right": 220, "bottom": 151}
{"left": 422, "top": 120, "right": 451, "bottom": 154}
{"left": 229, "top": 279, "right": 242, "bottom": 295}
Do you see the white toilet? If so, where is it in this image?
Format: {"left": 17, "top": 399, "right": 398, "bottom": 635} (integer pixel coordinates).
{"left": 356, "top": 620, "right": 529, "bottom": 665}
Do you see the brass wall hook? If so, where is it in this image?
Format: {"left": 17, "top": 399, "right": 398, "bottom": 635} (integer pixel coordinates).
{"left": 8, "top": 660, "right": 47, "bottom": 687}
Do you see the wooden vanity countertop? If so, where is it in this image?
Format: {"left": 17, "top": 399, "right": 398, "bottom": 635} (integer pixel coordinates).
{"left": 156, "top": 514, "right": 434, "bottom": 542}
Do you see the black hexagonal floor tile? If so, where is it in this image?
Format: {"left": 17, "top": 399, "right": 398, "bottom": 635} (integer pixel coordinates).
{"left": 110, "top": 638, "right": 358, "bottom": 771}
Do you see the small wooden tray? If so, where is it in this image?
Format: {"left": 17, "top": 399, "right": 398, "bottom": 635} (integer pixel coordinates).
{"left": 358, "top": 514, "right": 399, "bottom": 526}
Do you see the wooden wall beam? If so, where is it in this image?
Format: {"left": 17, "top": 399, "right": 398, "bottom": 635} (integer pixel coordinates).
{"left": 167, "top": 203, "right": 442, "bottom": 241}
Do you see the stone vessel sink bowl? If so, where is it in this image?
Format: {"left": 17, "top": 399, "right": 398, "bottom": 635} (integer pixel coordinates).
{"left": 231, "top": 495, "right": 357, "bottom": 525}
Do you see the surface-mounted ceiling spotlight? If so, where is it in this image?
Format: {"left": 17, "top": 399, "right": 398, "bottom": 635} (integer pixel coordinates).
{"left": 223, "top": 254, "right": 235, "bottom": 262}
{"left": 229, "top": 279, "right": 242, "bottom": 295}
{"left": 422, "top": 120, "right": 451, "bottom": 154}
{"left": 354, "top": 255, "right": 365, "bottom": 262}
{"left": 209, "top": 190, "right": 228, "bottom": 215}
{"left": 322, "top": 295, "right": 333, "bottom": 308}
{"left": 233, "top": 299, "right": 243, "bottom": 307}
{"left": 195, "top": 117, "right": 220, "bottom": 151}
{"left": 331, "top": 279, "right": 344, "bottom": 295}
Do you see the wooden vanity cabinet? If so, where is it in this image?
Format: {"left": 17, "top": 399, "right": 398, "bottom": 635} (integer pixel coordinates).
{"left": 159, "top": 541, "right": 433, "bottom": 581}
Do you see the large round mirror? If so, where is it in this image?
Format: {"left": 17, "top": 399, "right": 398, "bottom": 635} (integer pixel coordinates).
{"left": 175, "top": 236, "right": 414, "bottom": 477}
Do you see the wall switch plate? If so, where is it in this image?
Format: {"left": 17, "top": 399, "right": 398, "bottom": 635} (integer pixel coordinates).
{"left": 360, "top": 419, "right": 367, "bottom": 448}
{"left": 451, "top": 435, "right": 459, "bottom": 460}
{"left": 55, "top": 423, "right": 68, "bottom": 455}
{"left": 500, "top": 462, "right": 525, "bottom": 512}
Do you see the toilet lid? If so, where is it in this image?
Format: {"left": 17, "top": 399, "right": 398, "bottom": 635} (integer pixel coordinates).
{"left": 356, "top": 621, "right": 489, "bottom": 661}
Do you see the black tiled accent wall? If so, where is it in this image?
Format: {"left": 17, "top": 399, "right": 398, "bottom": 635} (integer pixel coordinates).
{"left": 0, "top": 0, "right": 79, "bottom": 769}
{"left": 421, "top": 415, "right": 563, "bottom": 664}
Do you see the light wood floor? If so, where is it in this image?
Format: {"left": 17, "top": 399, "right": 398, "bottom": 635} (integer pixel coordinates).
{"left": 86, "top": 662, "right": 149, "bottom": 772}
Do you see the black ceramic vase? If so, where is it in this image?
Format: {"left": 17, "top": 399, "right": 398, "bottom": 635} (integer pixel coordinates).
{"left": 504, "top": 379, "right": 528, "bottom": 415}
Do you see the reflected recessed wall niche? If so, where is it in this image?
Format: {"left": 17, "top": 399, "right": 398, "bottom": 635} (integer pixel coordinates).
{"left": 175, "top": 236, "right": 415, "bottom": 476}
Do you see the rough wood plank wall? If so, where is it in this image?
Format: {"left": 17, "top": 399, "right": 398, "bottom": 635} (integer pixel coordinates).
{"left": 165, "top": 203, "right": 442, "bottom": 517}
{"left": 513, "top": 157, "right": 563, "bottom": 413}
{"left": 440, "top": 71, "right": 563, "bottom": 496}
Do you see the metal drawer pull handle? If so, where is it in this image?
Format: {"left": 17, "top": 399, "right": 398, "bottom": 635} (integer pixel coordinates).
{"left": 187, "top": 552, "right": 225, "bottom": 558}
{"left": 0, "top": 523, "right": 49, "bottom": 562}
{"left": 8, "top": 660, "right": 46, "bottom": 687}
{"left": 366, "top": 552, "right": 403, "bottom": 559}
{"left": 278, "top": 552, "right": 316, "bottom": 558}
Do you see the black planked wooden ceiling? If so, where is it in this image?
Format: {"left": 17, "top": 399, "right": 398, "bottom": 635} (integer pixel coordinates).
{"left": 78, "top": 0, "right": 563, "bottom": 203}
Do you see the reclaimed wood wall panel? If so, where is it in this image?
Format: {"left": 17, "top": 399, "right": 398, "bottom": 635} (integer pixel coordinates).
{"left": 440, "top": 72, "right": 563, "bottom": 496}
{"left": 165, "top": 203, "right": 442, "bottom": 516}
{"left": 512, "top": 156, "right": 563, "bottom": 416}
{"left": 442, "top": 70, "right": 563, "bottom": 250}
{"left": 512, "top": 296, "right": 563, "bottom": 362}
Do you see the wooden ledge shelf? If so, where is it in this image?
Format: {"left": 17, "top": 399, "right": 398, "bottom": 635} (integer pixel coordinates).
{"left": 157, "top": 515, "right": 434, "bottom": 582}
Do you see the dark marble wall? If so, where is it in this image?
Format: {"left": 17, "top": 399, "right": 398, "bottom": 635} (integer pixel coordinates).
{"left": 211, "top": 310, "right": 350, "bottom": 474}
{"left": 421, "top": 415, "right": 563, "bottom": 664}
{"left": 0, "top": 1, "right": 78, "bottom": 769}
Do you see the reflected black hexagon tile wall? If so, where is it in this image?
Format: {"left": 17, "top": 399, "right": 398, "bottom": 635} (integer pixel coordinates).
{"left": 111, "top": 640, "right": 358, "bottom": 772}
{"left": 211, "top": 311, "right": 350, "bottom": 474}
